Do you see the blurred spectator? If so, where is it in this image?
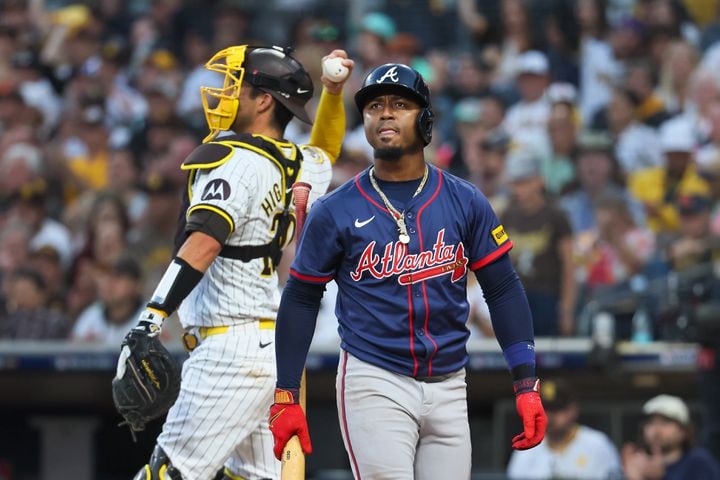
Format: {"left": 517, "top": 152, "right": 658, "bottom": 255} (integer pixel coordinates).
{"left": 489, "top": 0, "right": 541, "bottom": 85}
{"left": 628, "top": 116, "right": 710, "bottom": 234}
{"left": 625, "top": 59, "right": 673, "bottom": 128}
{"left": 457, "top": 0, "right": 503, "bottom": 46}
{"left": 543, "top": 3, "right": 580, "bottom": 86}
{"left": 211, "top": 5, "right": 249, "bottom": 51}
{"left": 657, "top": 40, "right": 699, "bottom": 113}
{"left": 577, "top": 0, "right": 624, "bottom": 120}
{"left": 65, "top": 190, "right": 130, "bottom": 318}
{"left": 502, "top": 50, "right": 552, "bottom": 156}
{"left": 664, "top": 194, "right": 718, "bottom": 271}
{"left": 542, "top": 100, "right": 578, "bottom": 195}
{"left": 128, "top": 173, "right": 181, "bottom": 296}
{"left": 603, "top": 87, "right": 663, "bottom": 174}
{"left": 28, "top": 245, "right": 66, "bottom": 313}
{"left": 176, "top": 28, "right": 222, "bottom": 130}
{"left": 71, "top": 254, "right": 144, "bottom": 345}
{"left": 560, "top": 130, "right": 645, "bottom": 232}
{"left": 0, "top": 142, "right": 44, "bottom": 200}
{"left": 475, "top": 128, "right": 511, "bottom": 215}
{"left": 0, "top": 85, "right": 27, "bottom": 135}
{"left": 444, "top": 53, "right": 495, "bottom": 102}
{"left": 609, "top": 16, "right": 647, "bottom": 62}
{"left": 684, "top": 68, "right": 720, "bottom": 142}
{"left": 507, "top": 379, "right": 622, "bottom": 479}
{"left": 62, "top": 104, "right": 112, "bottom": 200}
{"left": 10, "top": 50, "right": 62, "bottom": 137}
{"left": 502, "top": 150, "right": 576, "bottom": 336}
{"left": 353, "top": 12, "right": 395, "bottom": 74}
{"left": 622, "top": 394, "right": 720, "bottom": 479}
{"left": 445, "top": 97, "right": 487, "bottom": 178}
{"left": 96, "top": 38, "right": 148, "bottom": 135}
{"left": 0, "top": 220, "right": 32, "bottom": 288}
{"left": 0, "top": 267, "right": 69, "bottom": 340}
{"left": 574, "top": 194, "right": 656, "bottom": 291}
{"left": 5, "top": 177, "right": 73, "bottom": 269}
{"left": 106, "top": 147, "right": 147, "bottom": 224}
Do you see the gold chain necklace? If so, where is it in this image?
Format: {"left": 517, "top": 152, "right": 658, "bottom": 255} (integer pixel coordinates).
{"left": 368, "top": 165, "right": 429, "bottom": 244}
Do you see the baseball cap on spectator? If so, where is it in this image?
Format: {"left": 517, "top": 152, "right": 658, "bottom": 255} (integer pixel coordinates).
{"left": 30, "top": 244, "right": 61, "bottom": 264}
{"left": 11, "top": 50, "right": 41, "bottom": 70}
{"left": 505, "top": 150, "right": 542, "bottom": 182}
{"left": 659, "top": 117, "right": 695, "bottom": 153}
{"left": 480, "top": 128, "right": 511, "bottom": 152}
{"left": 310, "top": 23, "right": 340, "bottom": 43}
{"left": 677, "top": 194, "right": 712, "bottom": 215}
{"left": 516, "top": 51, "right": 549, "bottom": 76}
{"left": 50, "top": 4, "right": 92, "bottom": 35}
{"left": 14, "top": 178, "right": 48, "bottom": 204}
{"left": 142, "top": 172, "right": 178, "bottom": 195}
{"left": 1, "top": 143, "right": 44, "bottom": 175}
{"left": 577, "top": 130, "right": 613, "bottom": 153}
{"left": 80, "top": 104, "right": 105, "bottom": 126}
{"left": 106, "top": 254, "right": 142, "bottom": 280}
{"left": 540, "top": 379, "right": 576, "bottom": 411}
{"left": 145, "top": 49, "right": 179, "bottom": 71}
{"left": 453, "top": 98, "right": 483, "bottom": 124}
{"left": 547, "top": 82, "right": 578, "bottom": 105}
{"left": 359, "top": 12, "right": 396, "bottom": 42}
{"left": 642, "top": 394, "right": 690, "bottom": 427}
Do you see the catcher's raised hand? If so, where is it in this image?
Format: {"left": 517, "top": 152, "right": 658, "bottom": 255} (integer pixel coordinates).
{"left": 320, "top": 49, "right": 354, "bottom": 95}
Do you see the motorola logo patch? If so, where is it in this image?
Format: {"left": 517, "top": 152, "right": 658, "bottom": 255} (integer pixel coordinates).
{"left": 202, "top": 179, "right": 231, "bottom": 201}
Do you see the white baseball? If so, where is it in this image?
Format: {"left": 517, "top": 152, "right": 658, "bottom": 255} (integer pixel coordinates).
{"left": 322, "top": 57, "right": 349, "bottom": 82}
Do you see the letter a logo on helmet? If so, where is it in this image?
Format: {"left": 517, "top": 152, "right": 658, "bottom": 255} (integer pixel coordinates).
{"left": 355, "top": 63, "right": 435, "bottom": 145}
{"left": 375, "top": 66, "right": 400, "bottom": 83}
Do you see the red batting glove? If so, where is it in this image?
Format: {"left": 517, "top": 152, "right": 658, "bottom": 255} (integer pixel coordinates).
{"left": 268, "top": 388, "right": 312, "bottom": 460}
{"left": 512, "top": 378, "right": 547, "bottom": 450}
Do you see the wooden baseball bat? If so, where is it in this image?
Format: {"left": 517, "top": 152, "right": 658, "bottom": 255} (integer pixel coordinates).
{"left": 281, "top": 182, "right": 312, "bottom": 480}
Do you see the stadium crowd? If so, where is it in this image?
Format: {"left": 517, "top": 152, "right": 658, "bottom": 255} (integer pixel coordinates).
{"left": 0, "top": 0, "right": 720, "bottom": 477}
{"left": 1, "top": 0, "right": 717, "bottom": 345}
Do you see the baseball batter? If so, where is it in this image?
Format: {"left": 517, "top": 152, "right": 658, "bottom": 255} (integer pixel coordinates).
{"left": 115, "top": 46, "right": 353, "bottom": 479}
{"left": 268, "top": 64, "right": 547, "bottom": 479}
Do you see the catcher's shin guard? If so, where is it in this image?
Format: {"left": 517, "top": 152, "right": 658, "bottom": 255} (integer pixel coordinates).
{"left": 133, "top": 445, "right": 183, "bottom": 480}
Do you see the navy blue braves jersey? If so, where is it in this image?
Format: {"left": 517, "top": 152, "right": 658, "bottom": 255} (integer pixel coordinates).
{"left": 290, "top": 165, "right": 513, "bottom": 378}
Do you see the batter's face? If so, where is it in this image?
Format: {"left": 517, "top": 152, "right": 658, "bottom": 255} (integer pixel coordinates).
{"left": 363, "top": 94, "right": 424, "bottom": 157}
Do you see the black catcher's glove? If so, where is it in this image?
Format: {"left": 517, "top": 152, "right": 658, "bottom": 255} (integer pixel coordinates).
{"left": 112, "top": 320, "right": 180, "bottom": 436}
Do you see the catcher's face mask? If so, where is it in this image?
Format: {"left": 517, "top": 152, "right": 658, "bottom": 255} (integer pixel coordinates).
{"left": 200, "top": 45, "right": 248, "bottom": 143}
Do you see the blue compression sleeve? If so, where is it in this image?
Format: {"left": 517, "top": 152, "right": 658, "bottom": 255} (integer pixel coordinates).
{"left": 474, "top": 253, "right": 536, "bottom": 377}
{"left": 275, "top": 276, "right": 325, "bottom": 389}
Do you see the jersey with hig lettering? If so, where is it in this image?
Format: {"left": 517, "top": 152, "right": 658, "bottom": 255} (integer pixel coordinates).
{"left": 289, "top": 165, "right": 513, "bottom": 378}
{"left": 177, "top": 135, "right": 332, "bottom": 328}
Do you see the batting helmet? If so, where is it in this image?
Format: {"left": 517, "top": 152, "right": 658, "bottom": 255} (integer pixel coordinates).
{"left": 354, "top": 63, "right": 434, "bottom": 145}
{"left": 201, "top": 45, "right": 314, "bottom": 142}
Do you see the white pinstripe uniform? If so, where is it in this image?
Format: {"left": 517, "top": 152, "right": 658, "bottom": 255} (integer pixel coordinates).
{"left": 158, "top": 137, "right": 332, "bottom": 480}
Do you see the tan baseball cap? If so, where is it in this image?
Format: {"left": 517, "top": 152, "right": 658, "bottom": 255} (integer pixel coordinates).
{"left": 642, "top": 394, "right": 690, "bottom": 426}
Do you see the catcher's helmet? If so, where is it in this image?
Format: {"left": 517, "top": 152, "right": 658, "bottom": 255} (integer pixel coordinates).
{"left": 200, "top": 45, "right": 314, "bottom": 142}
{"left": 354, "top": 63, "right": 434, "bottom": 145}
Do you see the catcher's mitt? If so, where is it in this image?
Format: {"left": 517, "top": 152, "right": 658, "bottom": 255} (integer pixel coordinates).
{"left": 112, "top": 329, "right": 181, "bottom": 435}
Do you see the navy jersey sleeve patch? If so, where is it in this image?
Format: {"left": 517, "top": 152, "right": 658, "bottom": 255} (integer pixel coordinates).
{"left": 290, "top": 201, "right": 343, "bottom": 284}
{"left": 467, "top": 190, "right": 513, "bottom": 270}
{"left": 491, "top": 224, "right": 509, "bottom": 246}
